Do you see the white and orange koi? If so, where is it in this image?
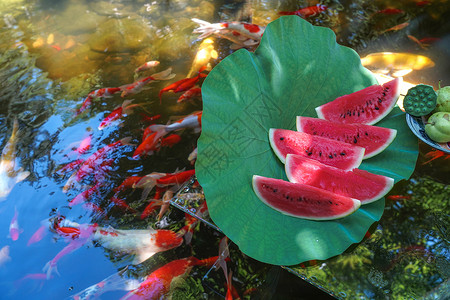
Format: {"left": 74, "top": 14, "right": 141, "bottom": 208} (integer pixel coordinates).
{"left": 177, "top": 86, "right": 202, "bottom": 103}
{"left": 134, "top": 60, "right": 160, "bottom": 73}
{"left": 0, "top": 119, "right": 30, "bottom": 201}
{"left": 120, "top": 68, "right": 175, "bottom": 97}
{"left": 76, "top": 87, "right": 121, "bottom": 115}
{"left": 192, "top": 18, "right": 265, "bottom": 42}
{"left": 52, "top": 218, "right": 184, "bottom": 264}
{"left": 148, "top": 111, "right": 202, "bottom": 140}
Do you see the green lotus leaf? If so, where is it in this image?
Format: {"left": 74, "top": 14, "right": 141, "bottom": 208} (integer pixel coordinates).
{"left": 196, "top": 16, "right": 418, "bottom": 266}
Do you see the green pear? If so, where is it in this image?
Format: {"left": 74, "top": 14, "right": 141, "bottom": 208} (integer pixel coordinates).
{"left": 435, "top": 86, "right": 450, "bottom": 112}
{"left": 425, "top": 112, "right": 450, "bottom": 143}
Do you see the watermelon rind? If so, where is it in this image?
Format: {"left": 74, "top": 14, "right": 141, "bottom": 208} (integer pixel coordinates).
{"left": 252, "top": 175, "right": 361, "bottom": 221}
{"left": 296, "top": 116, "right": 398, "bottom": 159}
{"left": 285, "top": 154, "right": 395, "bottom": 204}
{"left": 268, "top": 128, "right": 365, "bottom": 170}
{"left": 315, "top": 77, "right": 403, "bottom": 125}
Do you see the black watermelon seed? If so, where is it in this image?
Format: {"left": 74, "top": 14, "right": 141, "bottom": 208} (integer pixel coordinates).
{"left": 375, "top": 106, "right": 379, "bottom": 110}
{"left": 280, "top": 137, "right": 284, "bottom": 140}
{"left": 340, "top": 152, "right": 345, "bottom": 156}
{"left": 328, "top": 154, "right": 333, "bottom": 159}
{"left": 354, "top": 137, "right": 358, "bottom": 143}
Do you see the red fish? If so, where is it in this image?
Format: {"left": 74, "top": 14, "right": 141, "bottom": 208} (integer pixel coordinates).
{"left": 74, "top": 137, "right": 133, "bottom": 182}
{"left": 114, "top": 176, "right": 145, "bottom": 193}
{"left": 109, "top": 195, "right": 136, "bottom": 212}
{"left": 422, "top": 149, "right": 450, "bottom": 164}
{"left": 120, "top": 68, "right": 175, "bottom": 97}
{"left": 177, "top": 87, "right": 202, "bottom": 103}
{"left": 55, "top": 159, "right": 84, "bottom": 177}
{"left": 141, "top": 113, "right": 161, "bottom": 124}
{"left": 132, "top": 132, "right": 161, "bottom": 159}
{"left": 279, "top": 4, "right": 328, "bottom": 18}
{"left": 382, "top": 22, "right": 409, "bottom": 33}
{"left": 156, "top": 169, "right": 196, "bottom": 187}
{"left": 98, "top": 100, "right": 136, "bottom": 130}
{"left": 159, "top": 67, "right": 207, "bottom": 102}
{"left": 76, "top": 87, "right": 121, "bottom": 115}
{"left": 140, "top": 186, "right": 166, "bottom": 220}
{"left": 120, "top": 256, "right": 219, "bottom": 300}
{"left": 160, "top": 134, "right": 181, "bottom": 148}
{"left": 386, "top": 195, "right": 412, "bottom": 201}
{"left": 69, "top": 182, "right": 101, "bottom": 207}
{"left": 374, "top": 8, "right": 404, "bottom": 15}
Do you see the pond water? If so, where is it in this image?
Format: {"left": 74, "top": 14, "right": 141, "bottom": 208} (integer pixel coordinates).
{"left": 0, "top": 0, "right": 448, "bottom": 299}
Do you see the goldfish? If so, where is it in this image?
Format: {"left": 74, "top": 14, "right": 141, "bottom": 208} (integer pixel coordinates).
{"left": 108, "top": 195, "right": 135, "bottom": 212}
{"left": 55, "top": 159, "right": 84, "bottom": 177}
{"left": 8, "top": 207, "right": 22, "bottom": 241}
{"left": 381, "top": 22, "right": 409, "bottom": 34}
{"left": 133, "top": 172, "right": 168, "bottom": 200}
{"left": 159, "top": 66, "right": 207, "bottom": 102}
{"left": 407, "top": 35, "right": 428, "bottom": 50}
{"left": 373, "top": 8, "right": 404, "bottom": 15}
{"left": 98, "top": 100, "right": 140, "bottom": 130}
{"left": 148, "top": 111, "right": 202, "bottom": 141}
{"left": 113, "top": 176, "right": 146, "bottom": 193}
{"left": 187, "top": 38, "right": 218, "bottom": 77}
{"left": 192, "top": 18, "right": 265, "bottom": 49}
{"left": 120, "top": 256, "right": 219, "bottom": 300}
{"left": 69, "top": 182, "right": 101, "bottom": 207}
{"left": 75, "top": 137, "right": 132, "bottom": 182}
{"left": 386, "top": 195, "right": 412, "bottom": 201}
{"left": 422, "top": 149, "right": 450, "bottom": 164}
{"left": 0, "top": 245, "right": 11, "bottom": 267}
{"left": 0, "top": 119, "right": 30, "bottom": 200}
{"left": 76, "top": 88, "right": 121, "bottom": 115}
{"left": 279, "top": 4, "right": 328, "bottom": 18}
{"left": 134, "top": 60, "right": 160, "bottom": 73}
{"left": 120, "top": 68, "right": 175, "bottom": 97}
{"left": 156, "top": 169, "right": 196, "bottom": 187}
{"left": 177, "top": 87, "right": 202, "bottom": 103}
{"left": 140, "top": 186, "right": 167, "bottom": 220}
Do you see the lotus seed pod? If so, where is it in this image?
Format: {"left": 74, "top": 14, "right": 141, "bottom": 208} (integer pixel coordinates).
{"left": 403, "top": 84, "right": 437, "bottom": 116}
{"left": 424, "top": 112, "right": 450, "bottom": 143}
{"left": 434, "top": 86, "right": 450, "bottom": 112}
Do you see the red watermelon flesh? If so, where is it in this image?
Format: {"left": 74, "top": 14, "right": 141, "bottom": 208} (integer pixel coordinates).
{"left": 315, "top": 77, "right": 402, "bottom": 125}
{"left": 285, "top": 154, "right": 394, "bottom": 204}
{"left": 269, "top": 128, "right": 365, "bottom": 170}
{"left": 252, "top": 175, "right": 361, "bottom": 220}
{"left": 296, "top": 116, "right": 397, "bottom": 159}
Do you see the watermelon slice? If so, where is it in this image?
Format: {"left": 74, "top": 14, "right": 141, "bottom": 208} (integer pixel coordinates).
{"left": 285, "top": 154, "right": 394, "bottom": 204}
{"left": 315, "top": 77, "right": 402, "bottom": 125}
{"left": 252, "top": 175, "right": 361, "bottom": 220}
{"left": 296, "top": 116, "right": 397, "bottom": 159}
{"left": 269, "top": 128, "right": 365, "bottom": 170}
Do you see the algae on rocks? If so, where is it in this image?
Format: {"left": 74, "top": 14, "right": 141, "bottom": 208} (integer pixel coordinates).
{"left": 88, "top": 18, "right": 156, "bottom": 53}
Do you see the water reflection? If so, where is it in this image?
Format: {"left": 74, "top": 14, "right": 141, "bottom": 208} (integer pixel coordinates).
{"left": 0, "top": 0, "right": 448, "bottom": 299}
